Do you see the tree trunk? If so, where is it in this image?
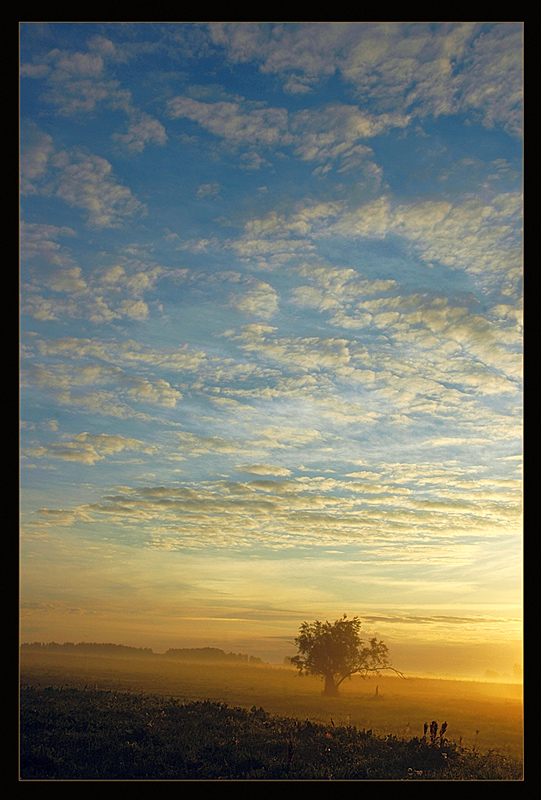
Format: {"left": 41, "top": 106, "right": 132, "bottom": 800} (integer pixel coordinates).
{"left": 323, "top": 674, "right": 339, "bottom": 696}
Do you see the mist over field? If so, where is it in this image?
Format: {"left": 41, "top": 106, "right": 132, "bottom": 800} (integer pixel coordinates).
{"left": 20, "top": 635, "right": 523, "bottom": 684}
{"left": 19, "top": 646, "right": 523, "bottom": 768}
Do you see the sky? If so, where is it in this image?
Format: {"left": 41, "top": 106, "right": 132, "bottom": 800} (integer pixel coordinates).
{"left": 19, "top": 22, "right": 523, "bottom": 679}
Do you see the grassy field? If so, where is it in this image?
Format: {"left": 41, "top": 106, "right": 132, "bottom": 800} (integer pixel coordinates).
{"left": 20, "top": 686, "right": 523, "bottom": 780}
{"left": 19, "top": 650, "right": 523, "bottom": 763}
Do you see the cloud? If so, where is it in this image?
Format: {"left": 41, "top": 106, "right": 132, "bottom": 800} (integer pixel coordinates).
{"left": 19, "top": 221, "right": 78, "bottom": 268}
{"left": 209, "top": 22, "right": 523, "bottom": 136}
{"left": 166, "top": 91, "right": 405, "bottom": 179}
{"left": 290, "top": 271, "right": 521, "bottom": 388}
{"left": 455, "top": 24, "right": 523, "bottom": 137}
{"left": 46, "top": 266, "right": 87, "bottom": 293}
{"left": 173, "top": 431, "right": 247, "bottom": 457}
{"left": 33, "top": 335, "right": 207, "bottom": 375}
{"left": 20, "top": 128, "right": 148, "bottom": 228}
{"left": 291, "top": 104, "right": 409, "bottom": 170}
{"left": 20, "top": 254, "right": 169, "bottom": 324}
{"left": 46, "top": 78, "right": 129, "bottom": 117}
{"left": 228, "top": 280, "right": 280, "bottom": 320}
{"left": 227, "top": 325, "right": 356, "bottom": 381}
{"left": 167, "top": 95, "right": 291, "bottom": 148}
{"left": 21, "top": 355, "right": 183, "bottom": 418}
{"left": 21, "top": 39, "right": 130, "bottom": 116}
{"left": 20, "top": 35, "right": 167, "bottom": 153}
{"left": 20, "top": 123, "right": 55, "bottom": 195}
{"left": 208, "top": 22, "right": 350, "bottom": 87}
{"left": 237, "top": 464, "right": 293, "bottom": 476}
{"left": 229, "top": 190, "right": 521, "bottom": 298}
{"left": 196, "top": 182, "right": 222, "bottom": 199}
{"left": 51, "top": 149, "right": 146, "bottom": 227}
{"left": 31, "top": 462, "right": 522, "bottom": 552}
{"left": 87, "top": 34, "right": 124, "bottom": 60}
{"left": 23, "top": 432, "right": 159, "bottom": 466}
{"left": 225, "top": 203, "right": 344, "bottom": 268}
{"left": 113, "top": 112, "right": 168, "bottom": 154}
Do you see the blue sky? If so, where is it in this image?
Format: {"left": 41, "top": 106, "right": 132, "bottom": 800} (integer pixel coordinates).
{"left": 19, "top": 22, "right": 523, "bottom": 677}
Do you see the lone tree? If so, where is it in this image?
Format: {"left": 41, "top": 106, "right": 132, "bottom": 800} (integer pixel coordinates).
{"left": 290, "top": 614, "right": 402, "bottom": 696}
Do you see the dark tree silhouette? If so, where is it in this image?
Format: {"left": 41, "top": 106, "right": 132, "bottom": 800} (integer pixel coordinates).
{"left": 290, "top": 614, "right": 402, "bottom": 696}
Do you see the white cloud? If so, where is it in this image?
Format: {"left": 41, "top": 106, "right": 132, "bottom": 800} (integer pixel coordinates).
{"left": 46, "top": 267, "right": 87, "bottom": 293}
{"left": 20, "top": 221, "right": 77, "bottom": 268}
{"left": 229, "top": 280, "right": 279, "bottom": 320}
{"left": 21, "top": 254, "right": 169, "bottom": 324}
{"left": 52, "top": 149, "right": 146, "bottom": 228}
{"left": 238, "top": 464, "right": 293, "bottom": 476}
{"left": 167, "top": 92, "right": 406, "bottom": 178}
{"left": 167, "top": 95, "right": 291, "bottom": 148}
{"left": 31, "top": 462, "right": 522, "bottom": 550}
{"left": 456, "top": 24, "right": 523, "bottom": 137}
{"left": 20, "top": 35, "right": 166, "bottom": 154}
{"left": 209, "top": 23, "right": 522, "bottom": 136}
{"left": 20, "top": 124, "right": 55, "bottom": 195}
{"left": 196, "top": 182, "right": 221, "bottom": 199}
{"left": 233, "top": 191, "right": 521, "bottom": 297}
{"left": 46, "top": 77, "right": 130, "bottom": 117}
{"left": 113, "top": 112, "right": 168, "bottom": 154}
{"left": 21, "top": 356, "right": 183, "bottom": 415}
{"left": 118, "top": 299, "right": 150, "bottom": 320}
{"left": 23, "top": 432, "right": 159, "bottom": 466}
{"left": 291, "top": 104, "right": 410, "bottom": 161}
{"left": 20, "top": 36, "right": 131, "bottom": 118}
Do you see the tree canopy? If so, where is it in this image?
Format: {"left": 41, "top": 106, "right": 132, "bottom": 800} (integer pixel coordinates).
{"left": 290, "top": 614, "right": 402, "bottom": 696}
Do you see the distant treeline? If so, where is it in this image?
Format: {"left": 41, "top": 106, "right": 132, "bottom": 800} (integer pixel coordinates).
{"left": 20, "top": 642, "right": 155, "bottom": 657}
{"left": 163, "top": 647, "right": 263, "bottom": 664}
{"left": 20, "top": 641, "right": 263, "bottom": 664}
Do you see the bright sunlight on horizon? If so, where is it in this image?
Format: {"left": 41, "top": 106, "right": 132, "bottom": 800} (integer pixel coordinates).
{"left": 20, "top": 22, "right": 523, "bottom": 684}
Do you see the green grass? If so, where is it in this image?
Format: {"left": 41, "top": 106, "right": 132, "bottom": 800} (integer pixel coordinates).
{"left": 20, "top": 686, "right": 523, "bottom": 780}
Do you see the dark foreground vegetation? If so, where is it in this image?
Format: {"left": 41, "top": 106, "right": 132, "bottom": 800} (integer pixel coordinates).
{"left": 20, "top": 686, "right": 522, "bottom": 781}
